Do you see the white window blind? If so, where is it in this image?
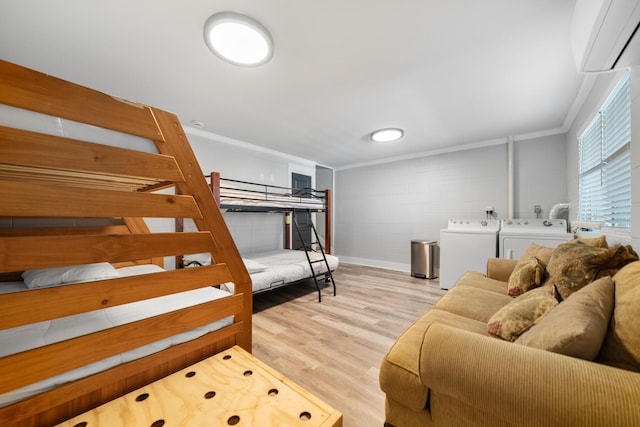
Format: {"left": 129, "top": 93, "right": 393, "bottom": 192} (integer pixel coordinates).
{"left": 578, "top": 69, "right": 631, "bottom": 228}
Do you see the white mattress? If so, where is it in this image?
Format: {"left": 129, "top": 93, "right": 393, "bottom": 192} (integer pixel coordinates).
{"left": 219, "top": 187, "right": 325, "bottom": 210}
{"left": 183, "top": 249, "right": 339, "bottom": 293}
{"left": 0, "top": 265, "right": 233, "bottom": 407}
{"left": 245, "top": 249, "right": 339, "bottom": 293}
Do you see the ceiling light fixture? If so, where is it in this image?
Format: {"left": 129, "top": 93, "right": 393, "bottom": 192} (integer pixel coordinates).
{"left": 370, "top": 128, "right": 404, "bottom": 143}
{"left": 203, "top": 11, "right": 273, "bottom": 66}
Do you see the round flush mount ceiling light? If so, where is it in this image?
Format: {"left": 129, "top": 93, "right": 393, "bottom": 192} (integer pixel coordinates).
{"left": 370, "top": 128, "right": 404, "bottom": 143}
{"left": 204, "top": 11, "right": 273, "bottom": 66}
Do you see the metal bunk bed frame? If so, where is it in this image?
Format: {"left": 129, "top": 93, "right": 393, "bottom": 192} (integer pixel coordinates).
{"left": 209, "top": 172, "right": 336, "bottom": 302}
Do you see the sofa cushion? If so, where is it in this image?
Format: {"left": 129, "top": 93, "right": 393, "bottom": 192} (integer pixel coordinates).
{"left": 455, "top": 270, "right": 509, "bottom": 295}
{"left": 380, "top": 308, "right": 487, "bottom": 412}
{"left": 487, "top": 286, "right": 558, "bottom": 341}
{"left": 545, "top": 242, "right": 637, "bottom": 300}
{"left": 434, "top": 277, "right": 513, "bottom": 323}
{"left": 516, "top": 276, "right": 614, "bottom": 360}
{"left": 507, "top": 256, "right": 545, "bottom": 297}
{"left": 597, "top": 261, "right": 640, "bottom": 372}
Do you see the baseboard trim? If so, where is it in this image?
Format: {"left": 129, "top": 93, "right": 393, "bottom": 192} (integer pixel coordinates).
{"left": 338, "top": 256, "right": 410, "bottom": 273}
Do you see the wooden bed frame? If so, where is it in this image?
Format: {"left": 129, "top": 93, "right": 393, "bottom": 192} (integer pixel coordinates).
{"left": 0, "top": 60, "right": 252, "bottom": 426}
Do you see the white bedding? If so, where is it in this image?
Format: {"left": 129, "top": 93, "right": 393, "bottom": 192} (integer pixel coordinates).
{"left": 0, "top": 264, "right": 234, "bottom": 407}
{"left": 246, "top": 249, "right": 338, "bottom": 292}
{"left": 184, "top": 249, "right": 339, "bottom": 293}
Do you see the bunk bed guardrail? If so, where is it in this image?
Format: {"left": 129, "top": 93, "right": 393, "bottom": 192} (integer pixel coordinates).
{"left": 0, "top": 59, "right": 252, "bottom": 426}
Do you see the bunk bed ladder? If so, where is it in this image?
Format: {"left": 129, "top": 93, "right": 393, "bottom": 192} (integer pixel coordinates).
{"left": 292, "top": 209, "right": 336, "bottom": 302}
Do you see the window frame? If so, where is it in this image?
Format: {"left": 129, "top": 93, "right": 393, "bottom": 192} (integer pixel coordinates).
{"left": 577, "top": 69, "right": 631, "bottom": 230}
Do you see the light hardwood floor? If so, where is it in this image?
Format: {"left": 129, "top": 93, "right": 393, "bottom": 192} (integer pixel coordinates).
{"left": 252, "top": 263, "right": 446, "bottom": 427}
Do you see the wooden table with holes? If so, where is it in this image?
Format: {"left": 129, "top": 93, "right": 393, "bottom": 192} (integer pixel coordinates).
{"left": 57, "top": 346, "right": 342, "bottom": 427}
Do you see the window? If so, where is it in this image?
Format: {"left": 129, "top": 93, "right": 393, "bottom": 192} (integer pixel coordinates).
{"left": 578, "top": 69, "right": 631, "bottom": 228}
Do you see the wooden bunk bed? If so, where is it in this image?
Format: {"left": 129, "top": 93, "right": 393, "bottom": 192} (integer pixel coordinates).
{"left": 0, "top": 60, "right": 252, "bottom": 426}
{"left": 179, "top": 172, "right": 338, "bottom": 301}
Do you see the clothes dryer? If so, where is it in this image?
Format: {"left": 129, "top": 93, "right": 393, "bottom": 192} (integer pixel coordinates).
{"left": 499, "top": 219, "right": 574, "bottom": 259}
{"left": 439, "top": 219, "right": 500, "bottom": 290}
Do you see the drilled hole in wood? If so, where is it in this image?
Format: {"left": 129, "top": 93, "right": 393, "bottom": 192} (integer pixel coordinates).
{"left": 136, "top": 393, "right": 149, "bottom": 402}
{"left": 204, "top": 391, "right": 216, "bottom": 399}
{"left": 300, "top": 412, "right": 312, "bottom": 421}
{"left": 268, "top": 388, "right": 279, "bottom": 397}
{"left": 150, "top": 420, "right": 165, "bottom": 427}
{"left": 243, "top": 370, "right": 253, "bottom": 376}
{"left": 223, "top": 355, "right": 232, "bottom": 360}
{"left": 72, "top": 422, "right": 88, "bottom": 427}
{"left": 185, "top": 371, "right": 196, "bottom": 378}
{"left": 227, "top": 415, "right": 240, "bottom": 425}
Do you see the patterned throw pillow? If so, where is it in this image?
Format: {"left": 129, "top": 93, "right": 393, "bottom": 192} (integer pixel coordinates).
{"left": 521, "top": 243, "right": 554, "bottom": 267}
{"left": 507, "top": 256, "right": 545, "bottom": 297}
{"left": 546, "top": 242, "right": 638, "bottom": 300}
{"left": 487, "top": 286, "right": 559, "bottom": 342}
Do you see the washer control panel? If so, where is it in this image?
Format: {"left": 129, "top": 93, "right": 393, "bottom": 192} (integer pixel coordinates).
{"left": 447, "top": 219, "right": 499, "bottom": 231}
{"left": 500, "top": 219, "right": 567, "bottom": 232}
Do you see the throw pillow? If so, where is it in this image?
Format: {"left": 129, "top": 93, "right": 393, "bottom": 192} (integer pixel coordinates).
{"left": 571, "top": 235, "right": 608, "bottom": 248}
{"left": 515, "top": 276, "right": 614, "bottom": 360}
{"left": 597, "top": 261, "right": 640, "bottom": 372}
{"left": 487, "top": 286, "right": 559, "bottom": 342}
{"left": 22, "top": 262, "right": 119, "bottom": 289}
{"left": 521, "top": 243, "right": 554, "bottom": 267}
{"left": 546, "top": 242, "right": 638, "bottom": 300}
{"left": 507, "top": 256, "right": 545, "bottom": 297}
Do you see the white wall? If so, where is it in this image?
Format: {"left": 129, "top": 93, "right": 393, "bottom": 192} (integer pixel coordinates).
{"left": 513, "top": 134, "right": 568, "bottom": 219}
{"left": 334, "top": 136, "right": 568, "bottom": 271}
{"left": 566, "top": 66, "right": 639, "bottom": 248}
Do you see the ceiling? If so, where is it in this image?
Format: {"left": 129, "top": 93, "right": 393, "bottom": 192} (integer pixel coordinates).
{"left": 0, "top": 0, "right": 584, "bottom": 168}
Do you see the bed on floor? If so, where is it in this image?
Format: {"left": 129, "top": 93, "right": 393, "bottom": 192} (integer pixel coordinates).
{"left": 0, "top": 60, "right": 252, "bottom": 427}
{"left": 180, "top": 172, "right": 338, "bottom": 299}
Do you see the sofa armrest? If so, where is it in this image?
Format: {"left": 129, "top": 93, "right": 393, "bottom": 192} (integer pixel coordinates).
{"left": 419, "top": 323, "right": 640, "bottom": 426}
{"left": 486, "top": 258, "right": 517, "bottom": 282}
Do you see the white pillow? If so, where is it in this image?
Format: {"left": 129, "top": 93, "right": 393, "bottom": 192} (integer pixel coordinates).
{"left": 243, "top": 258, "right": 268, "bottom": 274}
{"left": 116, "top": 264, "right": 165, "bottom": 277}
{"left": 22, "top": 262, "right": 119, "bottom": 289}
{"left": 183, "top": 253, "right": 212, "bottom": 267}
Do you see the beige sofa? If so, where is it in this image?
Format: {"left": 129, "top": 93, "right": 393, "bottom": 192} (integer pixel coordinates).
{"left": 380, "top": 238, "right": 640, "bottom": 427}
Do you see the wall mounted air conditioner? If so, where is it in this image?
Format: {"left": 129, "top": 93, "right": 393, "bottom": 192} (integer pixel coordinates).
{"left": 571, "top": 0, "right": 640, "bottom": 72}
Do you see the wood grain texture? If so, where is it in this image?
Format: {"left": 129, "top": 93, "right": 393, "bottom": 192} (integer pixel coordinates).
{"left": 0, "top": 59, "right": 160, "bottom": 140}
{"left": 0, "top": 125, "right": 184, "bottom": 184}
{"left": 253, "top": 263, "right": 445, "bottom": 427}
{"left": 0, "top": 264, "right": 234, "bottom": 329}
{"left": 0, "top": 232, "right": 215, "bottom": 272}
{"left": 0, "top": 180, "right": 201, "bottom": 218}
{"left": 150, "top": 108, "right": 253, "bottom": 351}
{"left": 1, "top": 294, "right": 244, "bottom": 394}
{"left": 57, "top": 346, "right": 342, "bottom": 427}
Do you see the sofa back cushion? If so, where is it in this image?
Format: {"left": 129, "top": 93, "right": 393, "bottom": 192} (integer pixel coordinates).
{"left": 515, "top": 276, "right": 614, "bottom": 360}
{"left": 597, "top": 261, "right": 640, "bottom": 372}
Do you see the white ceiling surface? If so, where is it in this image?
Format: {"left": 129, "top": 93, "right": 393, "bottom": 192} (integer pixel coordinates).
{"left": 0, "top": 0, "right": 583, "bottom": 168}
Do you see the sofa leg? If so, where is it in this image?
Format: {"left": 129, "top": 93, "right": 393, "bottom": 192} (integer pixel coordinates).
{"left": 384, "top": 423, "right": 395, "bottom": 427}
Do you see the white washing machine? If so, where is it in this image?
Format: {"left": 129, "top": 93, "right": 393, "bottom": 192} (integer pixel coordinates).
{"left": 499, "top": 219, "right": 574, "bottom": 259}
{"left": 439, "top": 219, "right": 500, "bottom": 290}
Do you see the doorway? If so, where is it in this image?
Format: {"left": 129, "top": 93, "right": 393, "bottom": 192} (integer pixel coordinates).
{"left": 291, "top": 172, "right": 312, "bottom": 250}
